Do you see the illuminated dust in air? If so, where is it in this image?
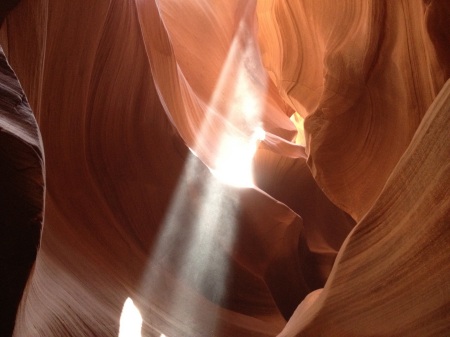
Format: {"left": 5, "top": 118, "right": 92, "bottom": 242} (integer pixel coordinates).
{"left": 135, "top": 14, "right": 267, "bottom": 336}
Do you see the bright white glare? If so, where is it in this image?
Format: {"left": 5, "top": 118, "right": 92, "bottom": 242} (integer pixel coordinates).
{"left": 119, "top": 298, "right": 142, "bottom": 337}
{"left": 210, "top": 127, "right": 266, "bottom": 188}
{"left": 290, "top": 112, "right": 306, "bottom": 146}
{"left": 160, "top": 334, "right": 167, "bottom": 337}
{"left": 254, "top": 126, "right": 266, "bottom": 141}
{"left": 202, "top": 16, "right": 266, "bottom": 189}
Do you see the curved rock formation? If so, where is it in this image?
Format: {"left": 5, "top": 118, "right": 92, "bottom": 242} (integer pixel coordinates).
{"left": 1, "top": 0, "right": 449, "bottom": 336}
{"left": 279, "top": 78, "right": 450, "bottom": 337}
{"left": 0, "top": 45, "right": 44, "bottom": 337}
{"left": 257, "top": 0, "right": 446, "bottom": 220}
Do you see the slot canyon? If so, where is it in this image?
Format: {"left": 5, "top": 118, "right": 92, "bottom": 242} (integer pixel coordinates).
{"left": 0, "top": 0, "right": 449, "bottom": 336}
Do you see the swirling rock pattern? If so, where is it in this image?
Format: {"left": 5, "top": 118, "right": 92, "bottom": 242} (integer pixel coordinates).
{"left": 1, "top": 0, "right": 449, "bottom": 336}
{"left": 257, "top": 0, "right": 447, "bottom": 220}
{"left": 279, "top": 79, "right": 450, "bottom": 337}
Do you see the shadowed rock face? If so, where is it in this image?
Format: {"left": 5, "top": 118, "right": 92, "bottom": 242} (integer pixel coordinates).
{"left": 0, "top": 0, "right": 20, "bottom": 25}
{"left": 0, "top": 0, "right": 448, "bottom": 336}
{"left": 0, "top": 46, "right": 44, "bottom": 337}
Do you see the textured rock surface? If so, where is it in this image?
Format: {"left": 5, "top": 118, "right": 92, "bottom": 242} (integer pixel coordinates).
{"left": 1, "top": 0, "right": 449, "bottom": 336}
{"left": 257, "top": 0, "right": 446, "bottom": 220}
{"left": 0, "top": 46, "right": 44, "bottom": 337}
{"left": 279, "top": 79, "right": 450, "bottom": 337}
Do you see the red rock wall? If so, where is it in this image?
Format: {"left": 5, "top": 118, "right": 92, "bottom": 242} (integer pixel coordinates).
{"left": 0, "top": 45, "right": 44, "bottom": 337}
{"left": 1, "top": 0, "right": 448, "bottom": 336}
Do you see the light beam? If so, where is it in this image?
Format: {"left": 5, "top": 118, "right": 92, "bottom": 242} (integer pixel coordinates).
{"left": 136, "top": 7, "right": 267, "bottom": 336}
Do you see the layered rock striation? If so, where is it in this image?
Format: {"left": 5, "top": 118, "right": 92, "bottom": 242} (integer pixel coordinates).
{"left": 0, "top": 0, "right": 448, "bottom": 336}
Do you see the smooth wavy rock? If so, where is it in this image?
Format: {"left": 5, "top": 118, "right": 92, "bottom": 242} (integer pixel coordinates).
{"left": 257, "top": 0, "right": 447, "bottom": 220}
{"left": 279, "top": 79, "right": 450, "bottom": 336}
{"left": 253, "top": 150, "right": 355, "bottom": 285}
{"left": 0, "top": 45, "right": 44, "bottom": 337}
{"left": 1, "top": 1, "right": 315, "bottom": 336}
{"left": 1, "top": 0, "right": 449, "bottom": 336}
{"left": 136, "top": 0, "right": 306, "bottom": 166}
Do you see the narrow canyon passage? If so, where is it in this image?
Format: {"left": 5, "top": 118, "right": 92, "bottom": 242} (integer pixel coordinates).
{"left": 0, "top": 0, "right": 449, "bottom": 336}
